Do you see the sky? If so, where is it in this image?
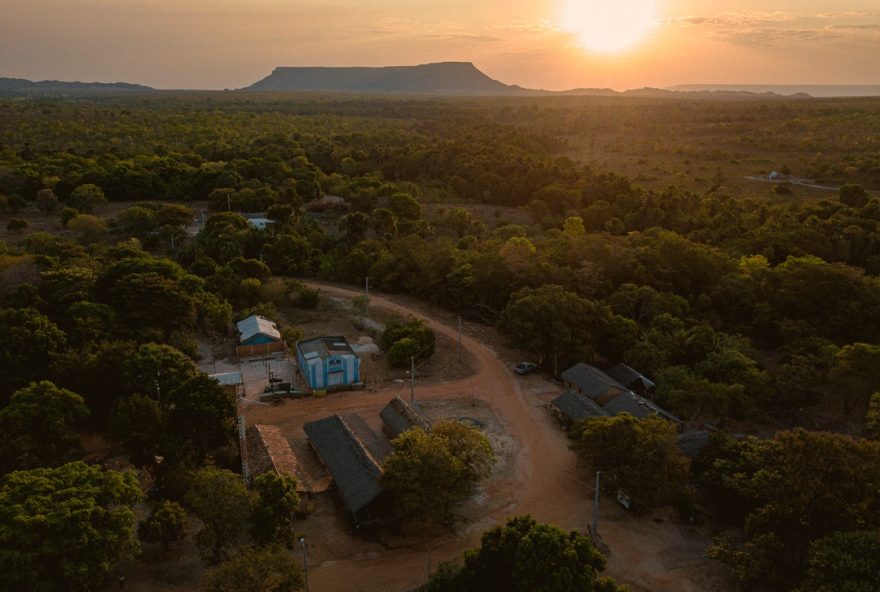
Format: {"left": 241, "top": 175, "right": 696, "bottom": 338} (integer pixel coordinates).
{"left": 1, "top": 0, "right": 878, "bottom": 90}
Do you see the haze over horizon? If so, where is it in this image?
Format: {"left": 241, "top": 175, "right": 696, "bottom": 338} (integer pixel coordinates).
{"left": 2, "top": 0, "right": 878, "bottom": 91}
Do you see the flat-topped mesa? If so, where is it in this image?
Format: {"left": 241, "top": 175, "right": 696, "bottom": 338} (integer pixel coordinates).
{"left": 243, "top": 62, "right": 517, "bottom": 95}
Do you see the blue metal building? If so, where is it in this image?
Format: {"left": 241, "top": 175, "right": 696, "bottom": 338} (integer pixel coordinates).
{"left": 296, "top": 336, "right": 361, "bottom": 390}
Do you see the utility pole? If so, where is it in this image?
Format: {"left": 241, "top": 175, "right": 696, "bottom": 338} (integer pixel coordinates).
{"left": 299, "top": 537, "right": 310, "bottom": 592}
{"left": 592, "top": 470, "right": 601, "bottom": 541}
{"left": 227, "top": 193, "right": 231, "bottom": 212}
{"left": 365, "top": 276, "right": 369, "bottom": 298}
{"left": 410, "top": 356, "right": 415, "bottom": 402}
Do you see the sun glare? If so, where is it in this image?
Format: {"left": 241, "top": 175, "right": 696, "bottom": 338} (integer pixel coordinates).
{"left": 560, "top": 0, "right": 658, "bottom": 54}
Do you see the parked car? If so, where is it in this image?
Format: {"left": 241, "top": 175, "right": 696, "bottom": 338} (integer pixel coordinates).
{"left": 514, "top": 362, "right": 538, "bottom": 375}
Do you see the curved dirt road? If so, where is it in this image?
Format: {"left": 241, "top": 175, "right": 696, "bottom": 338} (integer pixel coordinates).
{"left": 254, "top": 282, "right": 727, "bottom": 592}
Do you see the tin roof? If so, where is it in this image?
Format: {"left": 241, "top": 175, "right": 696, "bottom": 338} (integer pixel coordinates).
{"left": 236, "top": 315, "right": 281, "bottom": 344}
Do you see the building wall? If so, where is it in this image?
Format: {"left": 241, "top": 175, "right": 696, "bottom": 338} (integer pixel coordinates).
{"left": 241, "top": 333, "right": 280, "bottom": 346}
{"left": 299, "top": 354, "right": 360, "bottom": 390}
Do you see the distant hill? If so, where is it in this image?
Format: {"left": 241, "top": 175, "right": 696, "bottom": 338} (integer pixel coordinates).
{"left": 244, "top": 62, "right": 517, "bottom": 95}
{"left": 0, "top": 77, "right": 154, "bottom": 96}
{"left": 668, "top": 84, "right": 880, "bottom": 98}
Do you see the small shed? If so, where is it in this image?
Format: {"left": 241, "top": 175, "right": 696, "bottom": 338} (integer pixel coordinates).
{"left": 549, "top": 391, "right": 610, "bottom": 427}
{"left": 209, "top": 371, "right": 244, "bottom": 397}
{"left": 605, "top": 363, "right": 656, "bottom": 395}
{"left": 246, "top": 424, "right": 312, "bottom": 511}
{"left": 561, "top": 363, "right": 626, "bottom": 401}
{"left": 380, "top": 396, "right": 430, "bottom": 440}
{"left": 296, "top": 336, "right": 361, "bottom": 391}
{"left": 236, "top": 315, "right": 281, "bottom": 346}
{"left": 303, "top": 414, "right": 385, "bottom": 523}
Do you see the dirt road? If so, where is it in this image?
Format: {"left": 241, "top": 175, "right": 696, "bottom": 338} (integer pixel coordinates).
{"left": 249, "top": 282, "right": 729, "bottom": 592}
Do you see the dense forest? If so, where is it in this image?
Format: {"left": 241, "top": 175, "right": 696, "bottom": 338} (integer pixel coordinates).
{"left": 1, "top": 94, "right": 879, "bottom": 592}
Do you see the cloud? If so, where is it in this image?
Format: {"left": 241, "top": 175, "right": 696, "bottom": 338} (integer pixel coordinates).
{"left": 662, "top": 9, "right": 880, "bottom": 47}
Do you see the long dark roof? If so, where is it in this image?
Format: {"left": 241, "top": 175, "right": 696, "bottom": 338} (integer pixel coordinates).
{"left": 343, "top": 413, "right": 393, "bottom": 462}
{"left": 380, "top": 396, "right": 430, "bottom": 440}
{"left": 303, "top": 415, "right": 383, "bottom": 515}
{"left": 550, "top": 391, "right": 610, "bottom": 422}
{"left": 606, "top": 363, "right": 655, "bottom": 392}
{"left": 602, "top": 390, "right": 681, "bottom": 423}
{"left": 561, "top": 363, "right": 626, "bottom": 400}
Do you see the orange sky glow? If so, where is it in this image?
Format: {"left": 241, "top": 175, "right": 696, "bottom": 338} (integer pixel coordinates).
{"left": 1, "top": 0, "right": 878, "bottom": 90}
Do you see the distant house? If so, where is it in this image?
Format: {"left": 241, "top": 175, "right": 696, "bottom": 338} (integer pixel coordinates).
{"left": 296, "top": 336, "right": 361, "bottom": 391}
{"left": 209, "top": 371, "right": 244, "bottom": 397}
{"left": 246, "top": 424, "right": 312, "bottom": 512}
{"left": 244, "top": 213, "right": 274, "bottom": 230}
{"left": 605, "top": 363, "right": 655, "bottom": 396}
{"left": 549, "top": 391, "right": 609, "bottom": 427}
{"left": 380, "top": 396, "right": 430, "bottom": 440}
{"left": 561, "top": 363, "right": 627, "bottom": 400}
{"left": 303, "top": 414, "right": 385, "bottom": 523}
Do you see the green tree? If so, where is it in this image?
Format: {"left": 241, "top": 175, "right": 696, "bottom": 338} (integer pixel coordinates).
{"left": 252, "top": 472, "right": 300, "bottom": 546}
{"left": 383, "top": 420, "right": 494, "bottom": 523}
{"left": 797, "top": 531, "right": 880, "bottom": 592}
{"left": 709, "top": 429, "right": 880, "bottom": 591}
{"left": 499, "top": 285, "right": 609, "bottom": 370}
{"left": 866, "top": 392, "right": 880, "bottom": 440}
{"left": 0, "top": 381, "right": 90, "bottom": 474}
{"left": 387, "top": 337, "right": 421, "bottom": 369}
{"left": 125, "top": 342, "right": 199, "bottom": 405}
{"left": 389, "top": 192, "right": 421, "bottom": 220}
{"left": 204, "top": 545, "right": 304, "bottom": 592}
{"left": 0, "top": 462, "right": 141, "bottom": 592}
{"left": 110, "top": 394, "right": 164, "bottom": 467}
{"left": 138, "top": 500, "right": 189, "bottom": 551}
{"left": 35, "top": 187, "right": 59, "bottom": 213}
{"left": 166, "top": 374, "right": 236, "bottom": 465}
{"left": 67, "top": 213, "right": 108, "bottom": 242}
{"left": 0, "top": 307, "right": 67, "bottom": 403}
{"left": 831, "top": 343, "right": 880, "bottom": 414}
{"left": 839, "top": 184, "right": 869, "bottom": 208}
{"left": 570, "top": 414, "right": 689, "bottom": 512}
{"left": 426, "top": 515, "right": 624, "bottom": 592}
{"left": 67, "top": 183, "right": 107, "bottom": 212}
{"left": 186, "top": 467, "right": 255, "bottom": 563}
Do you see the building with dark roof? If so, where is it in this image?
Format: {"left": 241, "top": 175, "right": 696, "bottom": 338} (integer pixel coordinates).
{"left": 296, "top": 336, "right": 361, "bottom": 391}
{"left": 303, "top": 414, "right": 384, "bottom": 522}
{"left": 380, "top": 396, "right": 430, "bottom": 440}
{"left": 605, "top": 363, "right": 656, "bottom": 395}
{"left": 549, "top": 391, "right": 610, "bottom": 427}
{"left": 561, "top": 363, "right": 626, "bottom": 401}
{"left": 601, "top": 390, "right": 680, "bottom": 423}
{"left": 557, "top": 362, "right": 680, "bottom": 425}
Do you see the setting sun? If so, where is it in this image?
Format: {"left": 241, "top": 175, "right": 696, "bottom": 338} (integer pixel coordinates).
{"left": 559, "top": 0, "right": 659, "bottom": 54}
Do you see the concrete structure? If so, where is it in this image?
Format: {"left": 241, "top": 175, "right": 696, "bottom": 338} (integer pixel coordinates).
{"left": 296, "top": 336, "right": 360, "bottom": 391}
